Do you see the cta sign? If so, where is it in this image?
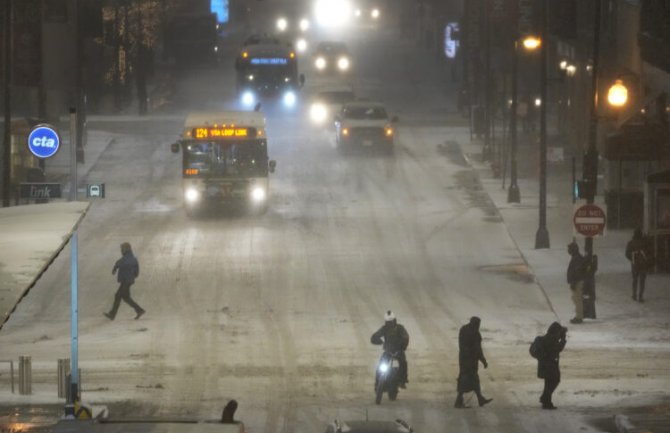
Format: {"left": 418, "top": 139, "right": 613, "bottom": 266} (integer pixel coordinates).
{"left": 28, "top": 124, "right": 60, "bottom": 159}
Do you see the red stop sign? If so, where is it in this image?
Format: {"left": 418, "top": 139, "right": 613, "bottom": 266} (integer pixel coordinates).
{"left": 573, "top": 204, "right": 607, "bottom": 237}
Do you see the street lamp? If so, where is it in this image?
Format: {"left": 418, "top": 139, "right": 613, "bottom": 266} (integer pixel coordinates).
{"left": 607, "top": 79, "right": 628, "bottom": 108}
{"left": 534, "top": 0, "right": 550, "bottom": 249}
{"left": 508, "top": 34, "right": 541, "bottom": 203}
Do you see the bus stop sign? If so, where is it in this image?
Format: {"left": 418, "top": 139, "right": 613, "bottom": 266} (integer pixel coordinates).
{"left": 28, "top": 124, "right": 60, "bottom": 159}
{"left": 573, "top": 203, "right": 607, "bottom": 237}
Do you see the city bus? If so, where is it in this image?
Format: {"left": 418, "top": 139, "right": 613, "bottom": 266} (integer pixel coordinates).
{"left": 171, "top": 111, "right": 276, "bottom": 215}
{"left": 235, "top": 37, "right": 305, "bottom": 108}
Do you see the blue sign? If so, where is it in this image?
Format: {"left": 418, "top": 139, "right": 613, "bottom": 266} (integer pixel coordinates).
{"left": 210, "top": 0, "right": 229, "bottom": 23}
{"left": 250, "top": 57, "right": 288, "bottom": 65}
{"left": 28, "top": 124, "right": 60, "bottom": 159}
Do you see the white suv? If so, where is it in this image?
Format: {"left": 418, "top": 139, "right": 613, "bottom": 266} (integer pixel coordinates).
{"left": 334, "top": 101, "right": 398, "bottom": 154}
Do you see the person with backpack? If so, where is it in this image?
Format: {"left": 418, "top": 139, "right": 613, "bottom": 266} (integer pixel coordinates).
{"left": 625, "top": 228, "right": 652, "bottom": 302}
{"left": 530, "top": 322, "right": 567, "bottom": 409}
{"left": 566, "top": 241, "right": 587, "bottom": 324}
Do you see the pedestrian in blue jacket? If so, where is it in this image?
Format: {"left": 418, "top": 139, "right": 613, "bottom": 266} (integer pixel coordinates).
{"left": 104, "top": 242, "right": 145, "bottom": 320}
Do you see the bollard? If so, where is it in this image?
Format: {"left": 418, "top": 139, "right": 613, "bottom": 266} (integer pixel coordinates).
{"left": 65, "top": 369, "right": 82, "bottom": 403}
{"left": 58, "top": 359, "right": 71, "bottom": 398}
{"left": 18, "top": 356, "right": 32, "bottom": 395}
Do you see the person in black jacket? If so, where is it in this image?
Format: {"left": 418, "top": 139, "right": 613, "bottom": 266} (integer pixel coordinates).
{"left": 566, "top": 241, "right": 586, "bottom": 324}
{"left": 454, "top": 316, "right": 492, "bottom": 408}
{"left": 371, "top": 310, "right": 409, "bottom": 387}
{"left": 104, "top": 242, "right": 145, "bottom": 320}
{"left": 625, "top": 228, "right": 652, "bottom": 302}
{"left": 537, "top": 321, "right": 567, "bottom": 409}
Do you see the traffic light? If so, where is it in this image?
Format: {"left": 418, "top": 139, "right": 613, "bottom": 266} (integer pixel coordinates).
{"left": 575, "top": 179, "right": 596, "bottom": 200}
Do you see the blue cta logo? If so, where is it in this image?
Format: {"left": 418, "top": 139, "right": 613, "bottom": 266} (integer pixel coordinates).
{"left": 28, "top": 125, "right": 60, "bottom": 159}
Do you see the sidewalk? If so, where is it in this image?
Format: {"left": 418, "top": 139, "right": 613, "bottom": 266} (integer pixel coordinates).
{"left": 455, "top": 127, "right": 670, "bottom": 429}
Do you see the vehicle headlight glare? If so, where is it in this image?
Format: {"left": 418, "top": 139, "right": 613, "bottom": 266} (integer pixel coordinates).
{"left": 378, "top": 362, "right": 389, "bottom": 373}
{"left": 185, "top": 188, "right": 199, "bottom": 203}
{"left": 283, "top": 91, "right": 297, "bottom": 107}
{"left": 241, "top": 91, "right": 255, "bottom": 106}
{"left": 276, "top": 17, "right": 288, "bottom": 32}
{"left": 315, "top": 57, "right": 326, "bottom": 70}
{"left": 299, "top": 18, "right": 310, "bottom": 32}
{"left": 251, "top": 186, "right": 266, "bottom": 202}
{"left": 337, "top": 57, "right": 350, "bottom": 70}
{"left": 296, "top": 38, "right": 308, "bottom": 52}
{"left": 354, "top": 9, "right": 361, "bottom": 17}
{"left": 371, "top": 8, "right": 380, "bottom": 19}
{"left": 385, "top": 127, "right": 393, "bottom": 136}
{"left": 310, "top": 103, "right": 328, "bottom": 123}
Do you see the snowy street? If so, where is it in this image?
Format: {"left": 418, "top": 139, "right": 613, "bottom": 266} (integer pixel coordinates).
{"left": 1, "top": 8, "right": 669, "bottom": 433}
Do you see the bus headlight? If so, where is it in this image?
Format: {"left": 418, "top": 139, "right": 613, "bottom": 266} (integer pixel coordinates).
{"left": 310, "top": 103, "right": 328, "bottom": 124}
{"left": 185, "top": 188, "right": 200, "bottom": 204}
{"left": 371, "top": 8, "right": 380, "bottom": 19}
{"left": 241, "top": 90, "right": 255, "bottom": 107}
{"left": 283, "top": 91, "right": 297, "bottom": 107}
{"left": 315, "top": 57, "right": 327, "bottom": 70}
{"left": 337, "top": 57, "right": 350, "bottom": 71}
{"left": 251, "top": 186, "right": 267, "bottom": 203}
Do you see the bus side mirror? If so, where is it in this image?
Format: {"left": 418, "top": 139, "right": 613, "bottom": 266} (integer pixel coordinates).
{"left": 269, "top": 160, "right": 277, "bottom": 173}
{"left": 171, "top": 142, "right": 180, "bottom": 153}
{"left": 299, "top": 74, "right": 305, "bottom": 88}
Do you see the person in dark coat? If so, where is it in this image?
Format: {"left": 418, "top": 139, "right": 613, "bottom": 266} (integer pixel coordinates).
{"left": 625, "top": 228, "right": 652, "bottom": 302}
{"left": 371, "top": 310, "right": 410, "bottom": 387}
{"left": 104, "top": 242, "right": 145, "bottom": 320}
{"left": 537, "top": 321, "right": 567, "bottom": 409}
{"left": 454, "top": 316, "right": 492, "bottom": 408}
{"left": 566, "top": 241, "right": 586, "bottom": 324}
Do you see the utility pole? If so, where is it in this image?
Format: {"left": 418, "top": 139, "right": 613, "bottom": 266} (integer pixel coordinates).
{"left": 582, "top": 0, "right": 603, "bottom": 319}
{"left": 2, "top": 0, "right": 11, "bottom": 207}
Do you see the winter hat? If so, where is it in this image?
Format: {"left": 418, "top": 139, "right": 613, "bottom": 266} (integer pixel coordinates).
{"left": 384, "top": 310, "right": 396, "bottom": 322}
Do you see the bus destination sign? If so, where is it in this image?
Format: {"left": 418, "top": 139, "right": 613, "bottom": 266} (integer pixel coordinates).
{"left": 193, "top": 126, "right": 254, "bottom": 139}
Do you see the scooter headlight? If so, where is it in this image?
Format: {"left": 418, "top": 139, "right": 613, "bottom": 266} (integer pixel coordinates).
{"left": 185, "top": 188, "right": 200, "bottom": 204}
{"left": 378, "top": 362, "right": 389, "bottom": 373}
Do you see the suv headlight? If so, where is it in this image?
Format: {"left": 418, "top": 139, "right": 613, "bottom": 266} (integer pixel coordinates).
{"left": 337, "top": 57, "right": 350, "bottom": 70}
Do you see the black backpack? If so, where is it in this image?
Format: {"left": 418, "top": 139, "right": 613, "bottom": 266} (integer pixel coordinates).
{"left": 529, "top": 335, "right": 544, "bottom": 359}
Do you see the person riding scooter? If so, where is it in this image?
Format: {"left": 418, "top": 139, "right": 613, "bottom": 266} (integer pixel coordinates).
{"left": 371, "top": 310, "right": 410, "bottom": 387}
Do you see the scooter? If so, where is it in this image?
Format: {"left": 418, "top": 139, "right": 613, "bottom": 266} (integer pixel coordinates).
{"left": 374, "top": 351, "right": 400, "bottom": 404}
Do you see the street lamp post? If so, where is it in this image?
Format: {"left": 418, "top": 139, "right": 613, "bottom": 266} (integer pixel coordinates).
{"left": 582, "top": 0, "right": 603, "bottom": 319}
{"left": 534, "top": 0, "right": 550, "bottom": 249}
{"left": 2, "top": 0, "right": 11, "bottom": 207}
{"left": 507, "top": 38, "right": 521, "bottom": 203}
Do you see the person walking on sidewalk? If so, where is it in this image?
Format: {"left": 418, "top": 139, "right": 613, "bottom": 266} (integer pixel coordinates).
{"left": 104, "top": 242, "right": 145, "bottom": 320}
{"left": 567, "top": 241, "right": 587, "bottom": 324}
{"left": 625, "top": 228, "right": 653, "bottom": 302}
{"left": 534, "top": 322, "right": 567, "bottom": 410}
{"left": 454, "top": 316, "right": 493, "bottom": 408}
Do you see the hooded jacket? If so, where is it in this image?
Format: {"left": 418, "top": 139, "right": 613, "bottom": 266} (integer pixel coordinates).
{"left": 113, "top": 251, "right": 140, "bottom": 285}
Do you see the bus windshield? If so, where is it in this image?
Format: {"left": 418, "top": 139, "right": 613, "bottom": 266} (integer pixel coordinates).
{"left": 184, "top": 140, "right": 268, "bottom": 178}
